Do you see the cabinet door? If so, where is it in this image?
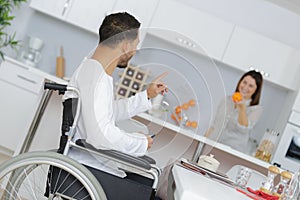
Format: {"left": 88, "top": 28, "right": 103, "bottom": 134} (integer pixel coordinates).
{"left": 112, "top": 0, "right": 159, "bottom": 47}
{"left": 28, "top": 93, "right": 63, "bottom": 152}
{"left": 30, "top": 0, "right": 67, "bottom": 20}
{"left": 0, "top": 60, "right": 43, "bottom": 154}
{"left": 149, "top": 0, "right": 234, "bottom": 60}
{"left": 112, "top": 0, "right": 159, "bottom": 29}
{"left": 66, "top": 0, "right": 116, "bottom": 34}
{"left": 223, "top": 26, "right": 300, "bottom": 90}
{"left": 293, "top": 92, "right": 300, "bottom": 112}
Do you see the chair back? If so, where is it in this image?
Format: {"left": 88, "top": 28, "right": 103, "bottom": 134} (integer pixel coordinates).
{"left": 57, "top": 98, "right": 78, "bottom": 154}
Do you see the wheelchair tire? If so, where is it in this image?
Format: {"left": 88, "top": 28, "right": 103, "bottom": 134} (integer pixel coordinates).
{"left": 0, "top": 151, "right": 107, "bottom": 200}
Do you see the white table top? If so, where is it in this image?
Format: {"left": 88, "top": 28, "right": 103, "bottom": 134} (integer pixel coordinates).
{"left": 172, "top": 164, "right": 251, "bottom": 200}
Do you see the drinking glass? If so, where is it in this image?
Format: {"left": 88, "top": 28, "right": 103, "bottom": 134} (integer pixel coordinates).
{"left": 236, "top": 166, "right": 252, "bottom": 188}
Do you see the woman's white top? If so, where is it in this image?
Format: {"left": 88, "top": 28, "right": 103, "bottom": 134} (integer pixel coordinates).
{"left": 209, "top": 96, "right": 262, "bottom": 153}
{"left": 63, "top": 58, "right": 152, "bottom": 177}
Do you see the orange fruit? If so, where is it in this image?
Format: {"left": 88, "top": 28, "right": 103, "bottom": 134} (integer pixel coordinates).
{"left": 232, "top": 92, "right": 242, "bottom": 103}
{"left": 178, "top": 116, "right": 182, "bottom": 121}
{"left": 175, "top": 106, "right": 181, "bottom": 114}
{"left": 185, "top": 121, "right": 191, "bottom": 127}
{"left": 191, "top": 121, "right": 198, "bottom": 128}
{"left": 182, "top": 103, "right": 189, "bottom": 110}
{"left": 171, "top": 113, "right": 178, "bottom": 123}
{"left": 188, "top": 99, "right": 196, "bottom": 107}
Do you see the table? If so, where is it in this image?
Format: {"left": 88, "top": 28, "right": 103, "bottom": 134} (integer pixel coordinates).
{"left": 170, "top": 164, "right": 251, "bottom": 200}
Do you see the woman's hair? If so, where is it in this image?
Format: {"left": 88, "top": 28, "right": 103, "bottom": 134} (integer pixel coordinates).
{"left": 98, "top": 12, "right": 141, "bottom": 47}
{"left": 235, "top": 70, "right": 263, "bottom": 106}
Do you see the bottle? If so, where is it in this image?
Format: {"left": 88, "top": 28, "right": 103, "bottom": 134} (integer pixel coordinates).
{"left": 255, "top": 129, "right": 279, "bottom": 163}
{"left": 273, "top": 171, "right": 292, "bottom": 199}
{"left": 260, "top": 165, "right": 280, "bottom": 194}
{"left": 285, "top": 169, "right": 300, "bottom": 200}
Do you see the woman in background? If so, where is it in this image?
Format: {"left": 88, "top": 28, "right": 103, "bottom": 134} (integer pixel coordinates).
{"left": 204, "top": 70, "right": 263, "bottom": 153}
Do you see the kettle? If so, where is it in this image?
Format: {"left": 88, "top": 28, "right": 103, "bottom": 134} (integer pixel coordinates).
{"left": 17, "top": 36, "right": 44, "bottom": 67}
{"left": 197, "top": 154, "right": 220, "bottom": 172}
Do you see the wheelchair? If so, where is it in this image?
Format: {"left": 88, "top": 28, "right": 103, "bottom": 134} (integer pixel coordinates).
{"left": 0, "top": 82, "right": 161, "bottom": 200}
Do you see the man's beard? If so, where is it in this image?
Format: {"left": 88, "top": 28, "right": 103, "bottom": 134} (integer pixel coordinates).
{"left": 117, "top": 54, "right": 133, "bottom": 69}
{"left": 117, "top": 64, "right": 127, "bottom": 69}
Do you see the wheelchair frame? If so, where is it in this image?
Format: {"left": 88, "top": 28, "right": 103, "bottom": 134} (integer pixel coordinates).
{"left": 0, "top": 82, "right": 160, "bottom": 200}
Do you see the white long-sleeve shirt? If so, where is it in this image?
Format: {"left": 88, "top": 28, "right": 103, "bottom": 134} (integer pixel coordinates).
{"left": 209, "top": 96, "right": 262, "bottom": 153}
{"left": 63, "top": 58, "right": 152, "bottom": 177}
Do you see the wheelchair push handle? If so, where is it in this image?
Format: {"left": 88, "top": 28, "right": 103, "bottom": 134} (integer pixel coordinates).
{"left": 44, "top": 82, "right": 67, "bottom": 95}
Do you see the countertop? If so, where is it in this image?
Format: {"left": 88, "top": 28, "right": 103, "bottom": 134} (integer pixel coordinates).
{"left": 137, "top": 112, "right": 271, "bottom": 170}
{"left": 171, "top": 164, "right": 251, "bottom": 200}
{"left": 3, "top": 56, "right": 67, "bottom": 84}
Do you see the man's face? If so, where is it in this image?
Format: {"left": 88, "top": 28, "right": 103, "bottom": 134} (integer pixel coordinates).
{"left": 117, "top": 35, "right": 140, "bottom": 69}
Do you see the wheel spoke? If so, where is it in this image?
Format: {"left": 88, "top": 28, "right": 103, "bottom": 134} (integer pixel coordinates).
{"left": 0, "top": 151, "right": 106, "bottom": 200}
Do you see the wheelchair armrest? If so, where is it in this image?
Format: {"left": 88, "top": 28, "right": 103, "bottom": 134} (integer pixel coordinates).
{"left": 75, "top": 139, "right": 153, "bottom": 170}
{"left": 139, "top": 155, "right": 156, "bottom": 165}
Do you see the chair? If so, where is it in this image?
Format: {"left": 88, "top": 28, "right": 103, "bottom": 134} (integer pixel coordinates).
{"left": 226, "top": 165, "right": 266, "bottom": 190}
{"left": 45, "top": 82, "right": 160, "bottom": 199}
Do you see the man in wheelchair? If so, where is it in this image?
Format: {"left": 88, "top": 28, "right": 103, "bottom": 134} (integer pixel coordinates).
{"left": 47, "top": 12, "right": 168, "bottom": 200}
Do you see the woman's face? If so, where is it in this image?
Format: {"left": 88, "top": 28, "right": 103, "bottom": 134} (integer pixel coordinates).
{"left": 238, "top": 75, "right": 257, "bottom": 100}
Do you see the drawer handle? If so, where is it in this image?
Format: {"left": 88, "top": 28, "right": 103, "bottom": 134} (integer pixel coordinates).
{"left": 62, "top": 0, "right": 71, "bottom": 16}
{"left": 17, "top": 75, "right": 38, "bottom": 84}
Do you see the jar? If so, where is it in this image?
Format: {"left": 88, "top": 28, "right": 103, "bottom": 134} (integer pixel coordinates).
{"left": 285, "top": 168, "right": 300, "bottom": 200}
{"left": 197, "top": 154, "right": 220, "bottom": 172}
{"left": 255, "top": 129, "right": 280, "bottom": 162}
{"left": 273, "top": 171, "right": 292, "bottom": 198}
{"left": 260, "top": 165, "right": 280, "bottom": 194}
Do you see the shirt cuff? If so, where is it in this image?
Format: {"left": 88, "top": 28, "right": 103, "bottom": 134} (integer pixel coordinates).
{"left": 141, "top": 90, "right": 152, "bottom": 109}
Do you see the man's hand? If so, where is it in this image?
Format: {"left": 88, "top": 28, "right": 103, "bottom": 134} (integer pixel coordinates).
{"left": 147, "top": 72, "right": 168, "bottom": 99}
{"left": 147, "top": 136, "right": 153, "bottom": 149}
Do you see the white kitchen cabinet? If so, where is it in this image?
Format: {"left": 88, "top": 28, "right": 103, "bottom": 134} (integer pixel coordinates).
{"left": 0, "top": 58, "right": 44, "bottom": 155}
{"left": 223, "top": 26, "right": 300, "bottom": 90}
{"left": 30, "top": 0, "right": 158, "bottom": 36}
{"left": 30, "top": 0, "right": 116, "bottom": 34}
{"left": 293, "top": 91, "right": 300, "bottom": 112}
{"left": 28, "top": 92, "right": 63, "bottom": 152}
{"left": 29, "top": 0, "right": 66, "bottom": 20}
{"left": 111, "top": 0, "right": 159, "bottom": 47}
{"left": 112, "top": 0, "right": 159, "bottom": 30}
{"left": 66, "top": 0, "right": 116, "bottom": 33}
{"left": 148, "top": 0, "right": 234, "bottom": 60}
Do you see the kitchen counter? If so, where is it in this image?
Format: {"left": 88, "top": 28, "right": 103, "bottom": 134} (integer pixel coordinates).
{"left": 170, "top": 164, "right": 251, "bottom": 200}
{"left": 137, "top": 112, "right": 271, "bottom": 171}
{"left": 3, "top": 56, "right": 67, "bottom": 85}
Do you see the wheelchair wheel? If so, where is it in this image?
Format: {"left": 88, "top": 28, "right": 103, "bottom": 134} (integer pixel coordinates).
{"left": 0, "top": 151, "right": 107, "bottom": 200}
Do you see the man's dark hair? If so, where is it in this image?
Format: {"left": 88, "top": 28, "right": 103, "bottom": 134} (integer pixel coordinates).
{"left": 99, "top": 12, "right": 141, "bottom": 47}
